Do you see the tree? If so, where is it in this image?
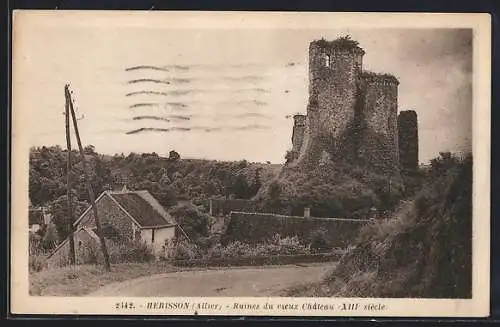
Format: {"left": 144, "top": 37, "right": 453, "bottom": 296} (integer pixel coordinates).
{"left": 159, "top": 172, "right": 172, "bottom": 187}
{"left": 310, "top": 228, "right": 331, "bottom": 253}
{"left": 233, "top": 174, "right": 251, "bottom": 199}
{"left": 169, "top": 150, "right": 180, "bottom": 161}
{"left": 169, "top": 203, "right": 210, "bottom": 241}
{"left": 268, "top": 181, "right": 281, "bottom": 201}
{"left": 83, "top": 144, "right": 96, "bottom": 155}
{"left": 48, "top": 194, "right": 88, "bottom": 241}
{"left": 262, "top": 180, "right": 282, "bottom": 212}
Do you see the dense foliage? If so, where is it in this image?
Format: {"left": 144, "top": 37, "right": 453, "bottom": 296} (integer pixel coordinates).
{"left": 256, "top": 160, "right": 405, "bottom": 219}
{"left": 29, "top": 145, "right": 280, "bottom": 243}
{"left": 317, "top": 35, "right": 361, "bottom": 51}
{"left": 29, "top": 146, "right": 276, "bottom": 207}
{"left": 167, "top": 234, "right": 314, "bottom": 261}
{"left": 169, "top": 203, "right": 212, "bottom": 241}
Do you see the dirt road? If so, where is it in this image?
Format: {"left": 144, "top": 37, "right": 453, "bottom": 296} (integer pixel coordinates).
{"left": 88, "top": 263, "right": 334, "bottom": 297}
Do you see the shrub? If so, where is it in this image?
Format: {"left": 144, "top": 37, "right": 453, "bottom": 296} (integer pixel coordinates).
{"left": 204, "top": 243, "right": 230, "bottom": 259}
{"left": 84, "top": 241, "right": 155, "bottom": 264}
{"left": 171, "top": 240, "right": 202, "bottom": 260}
{"left": 203, "top": 234, "right": 312, "bottom": 259}
{"left": 29, "top": 253, "right": 47, "bottom": 272}
{"left": 29, "top": 233, "right": 49, "bottom": 272}
{"left": 169, "top": 203, "right": 211, "bottom": 241}
{"left": 266, "top": 234, "right": 311, "bottom": 256}
{"left": 196, "top": 234, "right": 221, "bottom": 252}
{"left": 309, "top": 229, "right": 331, "bottom": 253}
{"left": 29, "top": 232, "right": 42, "bottom": 255}
{"left": 110, "top": 242, "right": 154, "bottom": 263}
{"left": 79, "top": 244, "right": 99, "bottom": 265}
{"left": 219, "top": 241, "right": 253, "bottom": 257}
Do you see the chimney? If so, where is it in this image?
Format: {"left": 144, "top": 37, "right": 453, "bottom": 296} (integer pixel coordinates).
{"left": 304, "top": 207, "right": 311, "bottom": 218}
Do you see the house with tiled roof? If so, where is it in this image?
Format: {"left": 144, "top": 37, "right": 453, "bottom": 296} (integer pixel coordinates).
{"left": 46, "top": 188, "right": 177, "bottom": 268}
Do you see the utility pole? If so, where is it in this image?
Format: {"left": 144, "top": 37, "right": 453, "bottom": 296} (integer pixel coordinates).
{"left": 66, "top": 84, "right": 111, "bottom": 272}
{"left": 64, "top": 85, "right": 76, "bottom": 265}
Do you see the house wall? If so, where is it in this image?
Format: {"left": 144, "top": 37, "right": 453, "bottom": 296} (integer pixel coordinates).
{"left": 78, "top": 194, "right": 137, "bottom": 241}
{"left": 48, "top": 193, "right": 176, "bottom": 267}
{"left": 141, "top": 227, "right": 176, "bottom": 255}
{"left": 75, "top": 229, "right": 101, "bottom": 265}
{"left": 46, "top": 228, "right": 100, "bottom": 268}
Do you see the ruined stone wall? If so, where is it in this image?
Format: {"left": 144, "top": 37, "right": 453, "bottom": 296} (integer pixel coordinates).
{"left": 301, "top": 40, "right": 365, "bottom": 163}
{"left": 289, "top": 38, "right": 409, "bottom": 179}
{"left": 398, "top": 110, "right": 419, "bottom": 172}
{"left": 358, "top": 72, "right": 400, "bottom": 174}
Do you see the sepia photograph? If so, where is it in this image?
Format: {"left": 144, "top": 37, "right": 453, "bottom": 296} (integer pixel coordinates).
{"left": 11, "top": 11, "right": 490, "bottom": 316}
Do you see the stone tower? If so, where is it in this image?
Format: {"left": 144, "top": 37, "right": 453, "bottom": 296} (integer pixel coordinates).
{"left": 398, "top": 110, "right": 419, "bottom": 172}
{"left": 358, "top": 72, "right": 400, "bottom": 174}
{"left": 287, "top": 36, "right": 412, "bottom": 178}
{"left": 300, "top": 38, "right": 365, "bottom": 163}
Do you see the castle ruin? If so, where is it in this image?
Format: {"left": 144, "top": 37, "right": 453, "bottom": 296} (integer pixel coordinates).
{"left": 288, "top": 36, "right": 419, "bottom": 176}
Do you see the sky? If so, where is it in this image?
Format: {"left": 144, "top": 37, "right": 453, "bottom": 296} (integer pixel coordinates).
{"left": 14, "top": 15, "right": 473, "bottom": 164}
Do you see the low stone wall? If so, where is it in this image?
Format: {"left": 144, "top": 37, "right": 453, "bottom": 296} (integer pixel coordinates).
{"left": 224, "top": 212, "right": 369, "bottom": 248}
{"left": 169, "top": 253, "right": 342, "bottom": 268}
{"left": 208, "top": 199, "right": 259, "bottom": 216}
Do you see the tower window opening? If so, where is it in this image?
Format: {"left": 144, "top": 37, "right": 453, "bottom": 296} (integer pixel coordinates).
{"left": 322, "top": 53, "right": 330, "bottom": 67}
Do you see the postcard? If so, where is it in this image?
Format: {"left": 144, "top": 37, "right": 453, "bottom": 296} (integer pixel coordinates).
{"left": 11, "top": 11, "right": 491, "bottom": 317}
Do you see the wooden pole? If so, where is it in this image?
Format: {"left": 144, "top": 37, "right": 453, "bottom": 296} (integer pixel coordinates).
{"left": 64, "top": 85, "right": 76, "bottom": 265}
{"left": 66, "top": 84, "right": 111, "bottom": 271}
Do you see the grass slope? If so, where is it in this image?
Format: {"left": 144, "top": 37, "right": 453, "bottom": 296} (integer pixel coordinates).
{"left": 285, "top": 155, "right": 472, "bottom": 298}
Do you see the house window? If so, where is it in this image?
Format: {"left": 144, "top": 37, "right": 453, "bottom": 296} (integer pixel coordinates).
{"left": 322, "top": 53, "right": 330, "bottom": 67}
{"left": 151, "top": 230, "right": 155, "bottom": 243}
